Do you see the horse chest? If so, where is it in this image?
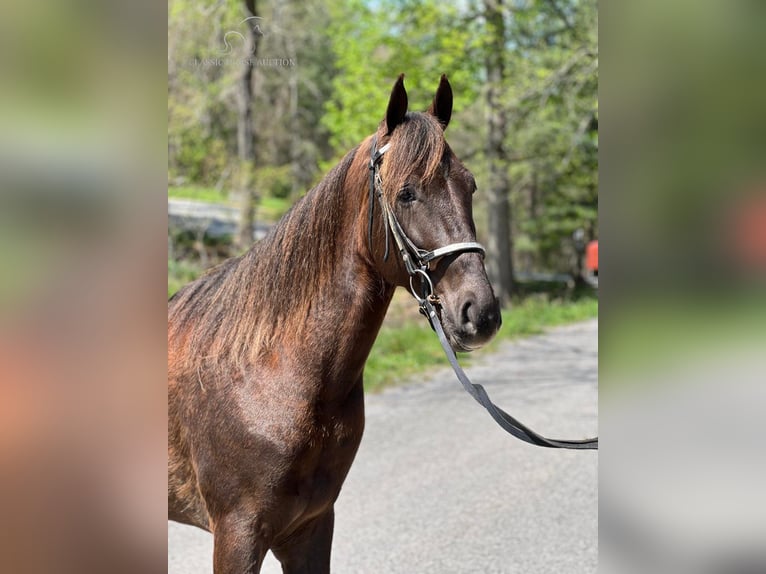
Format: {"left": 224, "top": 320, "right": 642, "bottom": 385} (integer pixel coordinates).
{"left": 261, "top": 399, "right": 364, "bottom": 528}
{"left": 297, "top": 430, "right": 358, "bottom": 500}
{"left": 287, "top": 400, "right": 364, "bottom": 483}
{"left": 235, "top": 378, "right": 365, "bottom": 502}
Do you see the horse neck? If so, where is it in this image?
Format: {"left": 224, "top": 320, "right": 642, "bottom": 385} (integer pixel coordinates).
{"left": 262, "top": 144, "right": 395, "bottom": 395}
{"left": 168, "top": 142, "right": 396, "bottom": 404}
{"left": 315, "top": 152, "right": 396, "bottom": 389}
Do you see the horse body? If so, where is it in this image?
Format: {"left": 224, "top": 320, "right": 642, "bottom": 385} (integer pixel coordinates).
{"left": 169, "top": 75, "right": 500, "bottom": 573}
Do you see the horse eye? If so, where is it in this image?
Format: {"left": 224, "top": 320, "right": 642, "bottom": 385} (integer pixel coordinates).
{"left": 397, "top": 186, "right": 417, "bottom": 204}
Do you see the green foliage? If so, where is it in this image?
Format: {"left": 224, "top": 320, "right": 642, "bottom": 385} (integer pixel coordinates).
{"left": 169, "top": 0, "right": 598, "bottom": 277}
{"left": 168, "top": 258, "right": 204, "bottom": 299}
{"left": 168, "top": 0, "right": 241, "bottom": 187}
{"left": 319, "top": 0, "right": 597, "bottom": 275}
{"left": 255, "top": 165, "right": 293, "bottom": 199}
{"left": 503, "top": 0, "right": 599, "bottom": 271}
{"left": 322, "top": 0, "right": 481, "bottom": 152}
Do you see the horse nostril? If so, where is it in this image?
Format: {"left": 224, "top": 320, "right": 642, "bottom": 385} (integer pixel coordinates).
{"left": 461, "top": 299, "right": 476, "bottom": 331}
{"left": 460, "top": 295, "right": 501, "bottom": 339}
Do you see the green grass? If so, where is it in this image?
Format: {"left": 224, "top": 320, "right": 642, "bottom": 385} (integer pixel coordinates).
{"left": 363, "top": 295, "right": 598, "bottom": 392}
{"left": 168, "top": 185, "right": 228, "bottom": 204}
{"left": 168, "top": 186, "right": 292, "bottom": 223}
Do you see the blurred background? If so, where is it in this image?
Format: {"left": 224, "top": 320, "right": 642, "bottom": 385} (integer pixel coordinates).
{"left": 600, "top": 1, "right": 766, "bottom": 572}
{"left": 1, "top": 0, "right": 765, "bottom": 572}
{"left": 0, "top": 0, "right": 167, "bottom": 571}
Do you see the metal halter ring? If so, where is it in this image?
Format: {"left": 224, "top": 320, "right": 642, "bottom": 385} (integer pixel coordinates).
{"left": 409, "top": 268, "right": 435, "bottom": 304}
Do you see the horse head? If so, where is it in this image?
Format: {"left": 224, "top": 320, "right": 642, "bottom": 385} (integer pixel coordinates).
{"left": 368, "top": 74, "right": 501, "bottom": 352}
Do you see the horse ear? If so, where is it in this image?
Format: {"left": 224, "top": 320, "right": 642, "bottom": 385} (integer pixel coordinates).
{"left": 427, "top": 74, "right": 452, "bottom": 130}
{"left": 385, "top": 74, "right": 408, "bottom": 135}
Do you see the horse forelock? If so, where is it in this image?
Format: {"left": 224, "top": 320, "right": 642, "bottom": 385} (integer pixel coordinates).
{"left": 378, "top": 112, "right": 447, "bottom": 203}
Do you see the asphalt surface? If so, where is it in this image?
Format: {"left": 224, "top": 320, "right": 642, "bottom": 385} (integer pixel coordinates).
{"left": 168, "top": 319, "right": 598, "bottom": 573}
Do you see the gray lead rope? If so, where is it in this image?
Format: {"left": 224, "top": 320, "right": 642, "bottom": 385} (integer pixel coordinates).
{"left": 420, "top": 297, "right": 598, "bottom": 450}
{"left": 369, "top": 136, "right": 598, "bottom": 450}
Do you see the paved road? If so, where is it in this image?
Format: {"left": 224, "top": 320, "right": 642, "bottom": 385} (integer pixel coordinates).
{"left": 168, "top": 319, "right": 598, "bottom": 573}
{"left": 168, "top": 198, "right": 272, "bottom": 239}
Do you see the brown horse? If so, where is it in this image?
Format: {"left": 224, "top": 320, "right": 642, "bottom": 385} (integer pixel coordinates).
{"left": 168, "top": 75, "right": 501, "bottom": 573}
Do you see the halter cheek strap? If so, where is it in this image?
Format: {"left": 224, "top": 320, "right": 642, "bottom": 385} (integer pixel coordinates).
{"left": 368, "top": 139, "right": 392, "bottom": 260}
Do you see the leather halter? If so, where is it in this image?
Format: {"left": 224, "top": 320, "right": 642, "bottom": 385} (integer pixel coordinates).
{"left": 368, "top": 136, "right": 485, "bottom": 301}
{"left": 368, "top": 135, "right": 598, "bottom": 451}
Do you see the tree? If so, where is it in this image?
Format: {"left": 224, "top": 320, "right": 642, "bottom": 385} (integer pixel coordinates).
{"left": 235, "top": 0, "right": 261, "bottom": 250}
{"left": 504, "top": 0, "right": 598, "bottom": 274}
{"left": 482, "top": 0, "right": 514, "bottom": 305}
{"left": 323, "top": 0, "right": 480, "bottom": 154}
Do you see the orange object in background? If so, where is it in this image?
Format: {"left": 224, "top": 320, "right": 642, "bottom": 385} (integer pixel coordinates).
{"left": 730, "top": 195, "right": 766, "bottom": 269}
{"left": 586, "top": 240, "right": 598, "bottom": 272}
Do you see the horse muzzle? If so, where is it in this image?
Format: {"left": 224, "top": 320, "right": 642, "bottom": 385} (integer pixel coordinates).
{"left": 440, "top": 282, "right": 501, "bottom": 352}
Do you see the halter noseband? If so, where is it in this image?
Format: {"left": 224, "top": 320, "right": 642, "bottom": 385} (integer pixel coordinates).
{"left": 368, "top": 135, "right": 485, "bottom": 303}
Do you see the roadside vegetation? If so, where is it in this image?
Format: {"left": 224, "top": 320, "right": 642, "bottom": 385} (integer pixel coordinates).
{"left": 363, "top": 291, "right": 597, "bottom": 392}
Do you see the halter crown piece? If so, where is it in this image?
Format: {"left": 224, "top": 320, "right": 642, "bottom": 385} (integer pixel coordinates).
{"left": 367, "top": 135, "right": 598, "bottom": 451}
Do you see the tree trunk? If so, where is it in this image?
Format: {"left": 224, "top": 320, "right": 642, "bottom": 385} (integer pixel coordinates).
{"left": 288, "top": 69, "right": 302, "bottom": 198}
{"left": 284, "top": 9, "right": 302, "bottom": 199}
{"left": 236, "top": 1, "right": 260, "bottom": 251}
{"left": 483, "top": 0, "right": 514, "bottom": 305}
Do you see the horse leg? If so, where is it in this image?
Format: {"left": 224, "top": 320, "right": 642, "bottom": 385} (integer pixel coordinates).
{"left": 212, "top": 510, "right": 268, "bottom": 574}
{"left": 272, "top": 509, "right": 335, "bottom": 574}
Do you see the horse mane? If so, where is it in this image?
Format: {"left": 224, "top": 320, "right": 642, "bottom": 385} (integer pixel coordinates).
{"left": 169, "top": 145, "right": 362, "bottom": 366}
{"left": 169, "top": 112, "right": 446, "bottom": 369}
